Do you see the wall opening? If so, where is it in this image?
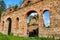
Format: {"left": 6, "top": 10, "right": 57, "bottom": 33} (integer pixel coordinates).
{"left": 27, "top": 11, "right": 39, "bottom": 26}
{"left": 27, "top": 0, "right": 31, "bottom": 3}
{"left": 27, "top": 11, "right": 39, "bottom": 37}
{"left": 16, "top": 17, "right": 19, "bottom": 29}
{"left": 28, "top": 28, "right": 39, "bottom": 37}
{"left": 17, "top": 17, "right": 19, "bottom": 21}
{"left": 16, "top": 17, "right": 19, "bottom": 34}
{"left": 43, "top": 10, "right": 50, "bottom": 28}
{"left": 7, "top": 18, "right": 12, "bottom": 35}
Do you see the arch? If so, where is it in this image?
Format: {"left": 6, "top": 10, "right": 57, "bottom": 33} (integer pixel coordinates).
{"left": 29, "top": 28, "right": 39, "bottom": 37}
{"left": 7, "top": 18, "right": 12, "bottom": 35}
{"left": 16, "top": 17, "right": 19, "bottom": 29}
{"left": 27, "top": 10, "right": 39, "bottom": 26}
{"left": 43, "top": 10, "right": 50, "bottom": 28}
{"left": 16, "top": 17, "right": 19, "bottom": 21}
{"left": 27, "top": 10, "right": 39, "bottom": 37}
{"left": 26, "top": 10, "right": 38, "bottom": 17}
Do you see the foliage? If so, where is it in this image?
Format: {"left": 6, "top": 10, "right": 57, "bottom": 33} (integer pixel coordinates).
{"left": 27, "top": 23, "right": 30, "bottom": 26}
{"left": 0, "top": 0, "right": 6, "bottom": 19}
{"left": 12, "top": 4, "right": 18, "bottom": 11}
{"left": 9, "top": 33, "right": 14, "bottom": 36}
{"left": 0, "top": 0, "right": 6, "bottom": 11}
{"left": 46, "top": 26, "right": 50, "bottom": 28}
{"left": 0, "top": 33, "right": 55, "bottom": 40}
{"left": 27, "top": 23, "right": 38, "bottom": 27}
{"left": 8, "top": 4, "right": 18, "bottom": 11}
{"left": 31, "top": 23, "right": 38, "bottom": 26}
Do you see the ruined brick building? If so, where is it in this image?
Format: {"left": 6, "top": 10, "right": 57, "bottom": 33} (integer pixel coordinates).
{"left": 0, "top": 0, "right": 60, "bottom": 38}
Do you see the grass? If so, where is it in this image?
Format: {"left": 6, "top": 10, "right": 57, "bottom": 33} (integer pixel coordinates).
{"left": 0, "top": 33, "right": 55, "bottom": 40}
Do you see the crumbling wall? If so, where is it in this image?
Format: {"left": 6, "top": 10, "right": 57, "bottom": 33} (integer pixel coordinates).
{"left": 0, "top": 0, "right": 60, "bottom": 38}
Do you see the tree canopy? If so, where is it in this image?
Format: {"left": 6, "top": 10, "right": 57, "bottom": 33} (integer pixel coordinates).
{"left": 0, "top": 0, "right": 6, "bottom": 17}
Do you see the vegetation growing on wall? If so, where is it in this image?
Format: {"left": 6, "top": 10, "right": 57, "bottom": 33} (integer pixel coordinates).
{"left": 12, "top": 4, "right": 18, "bottom": 11}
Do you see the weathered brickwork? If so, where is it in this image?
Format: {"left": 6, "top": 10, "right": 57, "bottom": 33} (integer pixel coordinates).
{"left": 0, "top": 0, "right": 60, "bottom": 38}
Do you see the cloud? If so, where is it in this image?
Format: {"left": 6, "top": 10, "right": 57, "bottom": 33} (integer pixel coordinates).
{"left": 30, "top": 12, "right": 37, "bottom": 16}
{"left": 44, "top": 20, "right": 50, "bottom": 27}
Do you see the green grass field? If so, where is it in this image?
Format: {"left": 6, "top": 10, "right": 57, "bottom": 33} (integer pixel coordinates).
{"left": 0, "top": 33, "right": 55, "bottom": 40}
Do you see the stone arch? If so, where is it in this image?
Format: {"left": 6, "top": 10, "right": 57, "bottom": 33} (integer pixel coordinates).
{"left": 26, "top": 10, "right": 39, "bottom": 37}
{"left": 27, "top": 10, "right": 39, "bottom": 26}
{"left": 16, "top": 17, "right": 19, "bottom": 29}
{"left": 26, "top": 10, "right": 39, "bottom": 18}
{"left": 7, "top": 17, "right": 12, "bottom": 35}
{"left": 15, "top": 17, "right": 19, "bottom": 35}
{"left": 43, "top": 10, "right": 50, "bottom": 27}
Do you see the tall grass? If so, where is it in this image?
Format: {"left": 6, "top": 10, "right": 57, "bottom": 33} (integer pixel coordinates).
{"left": 0, "top": 33, "right": 55, "bottom": 40}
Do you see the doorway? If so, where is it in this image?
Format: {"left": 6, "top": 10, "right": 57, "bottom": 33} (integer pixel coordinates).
{"left": 28, "top": 28, "right": 39, "bottom": 37}
{"left": 7, "top": 18, "right": 12, "bottom": 35}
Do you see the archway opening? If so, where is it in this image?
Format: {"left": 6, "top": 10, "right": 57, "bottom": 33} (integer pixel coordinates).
{"left": 43, "top": 10, "right": 50, "bottom": 28}
{"left": 7, "top": 18, "right": 12, "bottom": 35}
{"left": 29, "top": 28, "right": 39, "bottom": 37}
{"left": 16, "top": 17, "right": 19, "bottom": 29}
{"left": 27, "top": 11, "right": 39, "bottom": 26}
{"left": 27, "top": 11, "right": 39, "bottom": 37}
{"left": 17, "top": 17, "right": 19, "bottom": 21}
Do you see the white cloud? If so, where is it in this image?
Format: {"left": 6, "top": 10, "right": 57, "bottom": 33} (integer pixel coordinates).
{"left": 30, "top": 12, "right": 37, "bottom": 16}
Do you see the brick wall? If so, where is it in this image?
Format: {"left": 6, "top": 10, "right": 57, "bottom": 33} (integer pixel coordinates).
{"left": 0, "top": 0, "right": 60, "bottom": 38}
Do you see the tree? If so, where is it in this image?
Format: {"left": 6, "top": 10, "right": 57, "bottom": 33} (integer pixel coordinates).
{"left": 8, "top": 4, "right": 18, "bottom": 11}
{"left": 12, "top": 4, "right": 18, "bottom": 11}
{"left": 0, "top": 0, "right": 6, "bottom": 17}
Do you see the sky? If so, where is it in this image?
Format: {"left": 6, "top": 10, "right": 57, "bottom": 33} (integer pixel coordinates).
{"left": 3, "top": 0, "right": 50, "bottom": 27}
{"left": 4, "top": 0, "right": 24, "bottom": 8}
{"left": 27, "top": 11, "right": 50, "bottom": 27}
{"left": 43, "top": 11, "right": 50, "bottom": 27}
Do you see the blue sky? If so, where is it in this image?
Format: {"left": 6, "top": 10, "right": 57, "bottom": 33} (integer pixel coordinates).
{"left": 43, "top": 11, "right": 50, "bottom": 27}
{"left": 3, "top": 0, "right": 50, "bottom": 27}
{"left": 4, "top": 0, "right": 24, "bottom": 8}
{"left": 27, "top": 11, "right": 50, "bottom": 27}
